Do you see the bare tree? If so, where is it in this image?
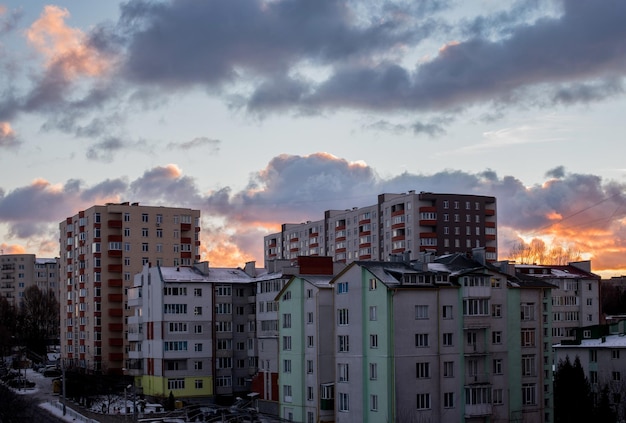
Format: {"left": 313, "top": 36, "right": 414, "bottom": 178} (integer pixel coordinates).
{"left": 508, "top": 239, "right": 581, "bottom": 266}
{"left": 19, "top": 286, "right": 59, "bottom": 355}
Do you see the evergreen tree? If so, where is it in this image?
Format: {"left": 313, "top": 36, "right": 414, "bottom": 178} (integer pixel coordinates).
{"left": 554, "top": 355, "right": 593, "bottom": 422}
{"left": 594, "top": 384, "right": 616, "bottom": 422}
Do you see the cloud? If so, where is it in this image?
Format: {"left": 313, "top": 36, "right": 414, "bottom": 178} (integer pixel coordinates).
{"left": 2, "top": 155, "right": 626, "bottom": 274}
{"left": 167, "top": 137, "right": 221, "bottom": 154}
{"left": 26, "top": 5, "right": 111, "bottom": 79}
{"left": 0, "top": 122, "right": 19, "bottom": 148}
{"left": 128, "top": 164, "right": 204, "bottom": 206}
{"left": 1, "top": 1, "right": 625, "bottom": 149}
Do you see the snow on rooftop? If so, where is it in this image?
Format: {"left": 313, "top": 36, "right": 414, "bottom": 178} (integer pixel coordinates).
{"left": 555, "top": 334, "right": 626, "bottom": 349}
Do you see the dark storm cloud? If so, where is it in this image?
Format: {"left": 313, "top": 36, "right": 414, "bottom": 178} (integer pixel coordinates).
{"left": 302, "top": 1, "right": 626, "bottom": 112}
{"left": 117, "top": 0, "right": 421, "bottom": 87}
{"left": 3, "top": 0, "right": 625, "bottom": 145}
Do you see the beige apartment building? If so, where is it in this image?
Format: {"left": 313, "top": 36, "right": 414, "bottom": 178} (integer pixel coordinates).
{"left": 59, "top": 202, "right": 201, "bottom": 373}
{"left": 0, "top": 254, "right": 59, "bottom": 305}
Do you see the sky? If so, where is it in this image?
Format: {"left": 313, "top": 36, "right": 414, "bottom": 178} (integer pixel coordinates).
{"left": 1, "top": 0, "right": 626, "bottom": 278}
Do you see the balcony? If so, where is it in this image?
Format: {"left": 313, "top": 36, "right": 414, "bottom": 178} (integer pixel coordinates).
{"left": 108, "top": 278, "right": 123, "bottom": 287}
{"left": 465, "top": 373, "right": 491, "bottom": 385}
{"left": 107, "top": 220, "right": 122, "bottom": 229}
{"left": 108, "top": 293, "right": 123, "bottom": 303}
{"left": 108, "top": 264, "right": 123, "bottom": 273}
{"left": 465, "top": 403, "right": 492, "bottom": 417}
{"left": 108, "top": 338, "right": 123, "bottom": 347}
{"left": 180, "top": 223, "right": 191, "bottom": 231}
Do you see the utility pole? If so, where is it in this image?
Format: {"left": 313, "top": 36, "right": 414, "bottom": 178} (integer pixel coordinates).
{"left": 62, "top": 361, "right": 66, "bottom": 416}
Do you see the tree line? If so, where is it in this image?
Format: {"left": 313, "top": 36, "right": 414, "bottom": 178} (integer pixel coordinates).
{"left": 0, "top": 286, "right": 59, "bottom": 358}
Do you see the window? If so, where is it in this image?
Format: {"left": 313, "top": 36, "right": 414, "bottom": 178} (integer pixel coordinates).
{"left": 307, "top": 336, "right": 314, "bottom": 347}
{"left": 215, "top": 376, "right": 232, "bottom": 387}
{"left": 194, "top": 288, "right": 202, "bottom": 297}
{"left": 613, "top": 350, "right": 620, "bottom": 359}
{"left": 521, "top": 329, "right": 535, "bottom": 347}
{"left": 443, "top": 333, "right": 453, "bottom": 346}
{"left": 283, "top": 336, "right": 292, "bottom": 351}
{"left": 493, "top": 359, "right": 503, "bottom": 375}
{"left": 590, "top": 370, "right": 598, "bottom": 384}
{"left": 339, "top": 393, "right": 350, "bottom": 412}
{"left": 370, "top": 363, "right": 378, "bottom": 380}
{"left": 283, "top": 313, "right": 292, "bottom": 328}
{"left": 416, "top": 362, "right": 430, "bottom": 378}
{"left": 444, "top": 392, "right": 454, "bottom": 408}
{"left": 369, "top": 278, "right": 377, "bottom": 290}
{"left": 466, "top": 386, "right": 491, "bottom": 406}
{"left": 338, "top": 363, "right": 349, "bottom": 382}
{"left": 522, "top": 355, "right": 536, "bottom": 376}
{"left": 463, "top": 298, "right": 489, "bottom": 316}
{"left": 370, "top": 334, "right": 378, "bottom": 348}
{"left": 492, "top": 304, "right": 502, "bottom": 317}
{"left": 283, "top": 359, "right": 292, "bottom": 373}
{"left": 164, "top": 304, "right": 187, "bottom": 314}
{"left": 337, "top": 309, "right": 349, "bottom": 325}
{"left": 307, "top": 386, "right": 314, "bottom": 401}
{"left": 168, "top": 379, "right": 184, "bottom": 390}
{"left": 194, "top": 306, "right": 202, "bottom": 315}
{"left": 164, "top": 341, "right": 188, "bottom": 351}
{"left": 337, "top": 281, "right": 349, "bottom": 294}
{"left": 194, "top": 343, "right": 203, "bottom": 352}
{"left": 442, "top": 305, "right": 453, "bottom": 319}
{"left": 195, "top": 379, "right": 203, "bottom": 389}
{"left": 492, "top": 331, "right": 502, "bottom": 344}
{"left": 369, "top": 306, "right": 377, "bottom": 321}
{"left": 307, "top": 312, "right": 314, "bottom": 324}
{"left": 415, "top": 333, "right": 429, "bottom": 347}
{"left": 521, "top": 303, "right": 535, "bottom": 321}
{"left": 142, "top": 213, "right": 149, "bottom": 222}
{"left": 338, "top": 335, "right": 349, "bottom": 352}
{"left": 194, "top": 361, "right": 203, "bottom": 370}
{"left": 142, "top": 228, "right": 149, "bottom": 237}
{"left": 283, "top": 385, "right": 293, "bottom": 402}
{"left": 415, "top": 305, "right": 428, "bottom": 319}
{"left": 307, "top": 360, "right": 313, "bottom": 374}
{"left": 493, "top": 388, "right": 504, "bottom": 405}
{"left": 417, "top": 393, "right": 431, "bottom": 410}
{"left": 370, "top": 394, "right": 379, "bottom": 411}
{"left": 613, "top": 371, "right": 621, "bottom": 381}
{"left": 443, "top": 361, "right": 454, "bottom": 377}
{"left": 590, "top": 350, "right": 598, "bottom": 362}
{"left": 522, "top": 383, "right": 536, "bottom": 405}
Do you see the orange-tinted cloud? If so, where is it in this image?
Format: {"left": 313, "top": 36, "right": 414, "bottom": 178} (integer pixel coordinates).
{"left": 0, "top": 243, "right": 26, "bottom": 254}
{"left": 26, "top": 5, "right": 111, "bottom": 78}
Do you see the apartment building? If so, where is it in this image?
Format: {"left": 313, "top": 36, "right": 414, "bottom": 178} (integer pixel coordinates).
{"left": 252, "top": 256, "right": 339, "bottom": 416}
{"left": 264, "top": 191, "right": 497, "bottom": 265}
{"left": 59, "top": 202, "right": 201, "bottom": 373}
{"left": 278, "top": 252, "right": 554, "bottom": 423}
{"left": 509, "top": 261, "right": 601, "bottom": 345}
{"left": 0, "top": 254, "right": 59, "bottom": 305}
{"left": 128, "top": 264, "right": 214, "bottom": 399}
{"left": 276, "top": 273, "right": 336, "bottom": 423}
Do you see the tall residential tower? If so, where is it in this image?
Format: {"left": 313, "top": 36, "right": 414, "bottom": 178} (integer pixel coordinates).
{"left": 59, "top": 202, "right": 201, "bottom": 373}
